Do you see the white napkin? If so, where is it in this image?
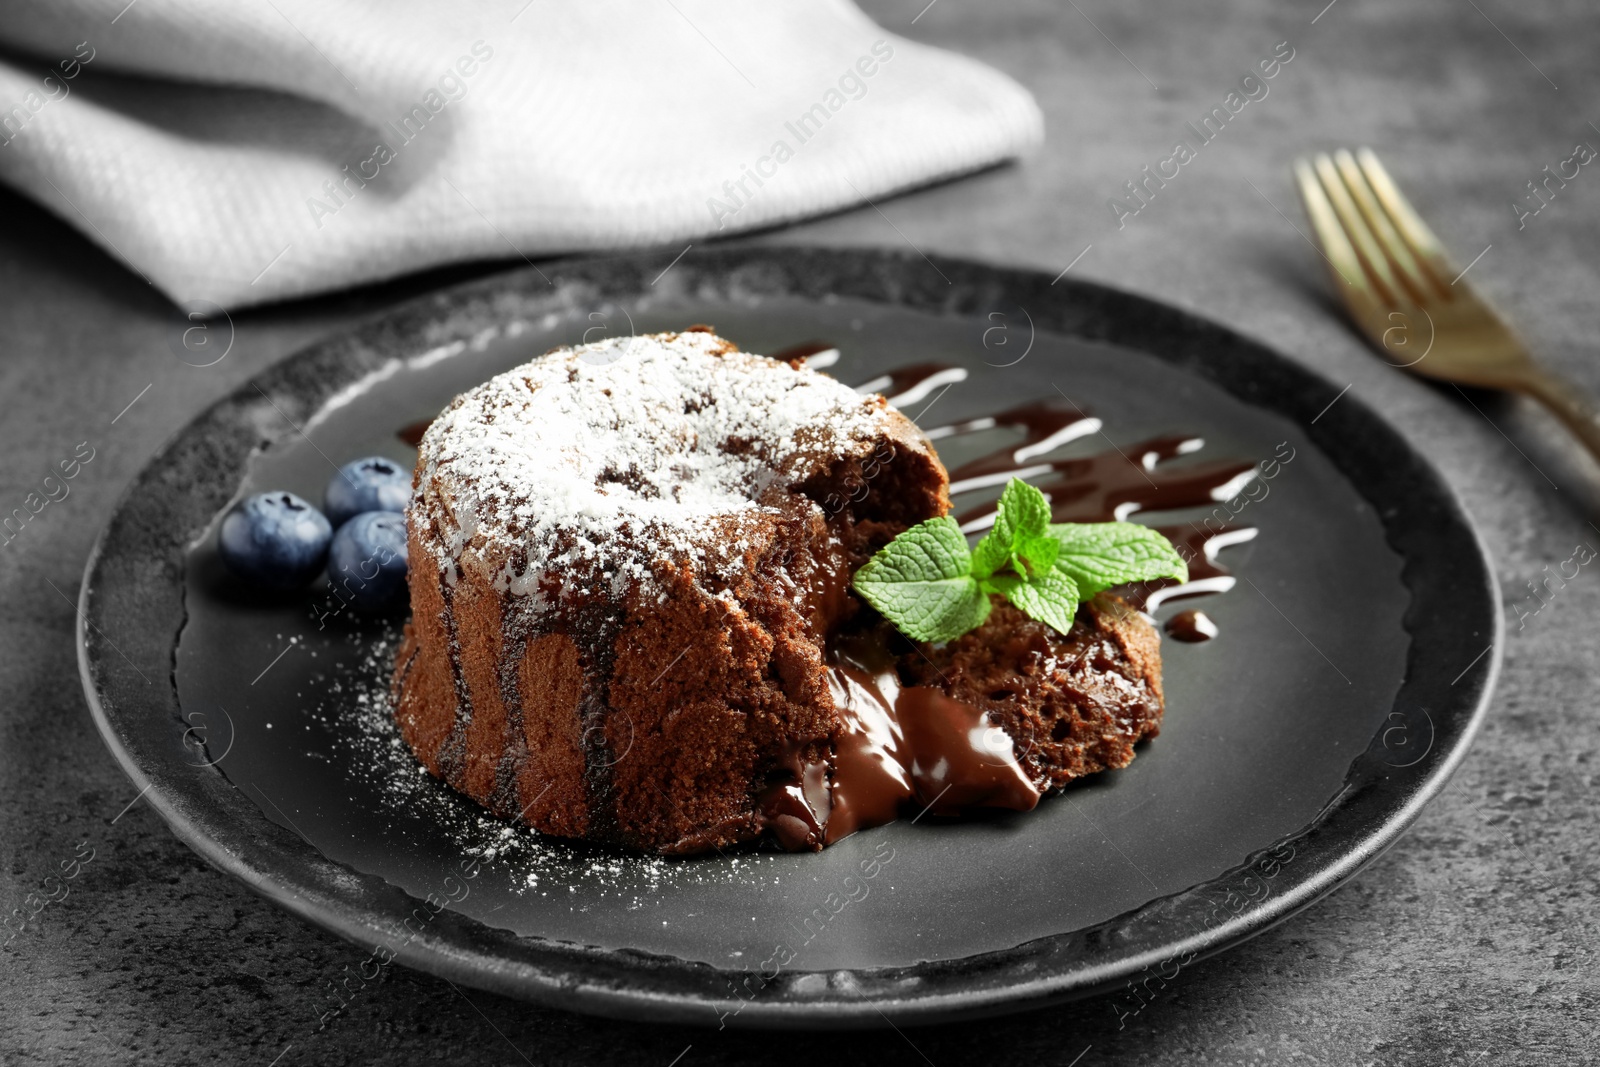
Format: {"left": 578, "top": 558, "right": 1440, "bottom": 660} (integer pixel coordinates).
{"left": 0, "top": 0, "right": 1042, "bottom": 308}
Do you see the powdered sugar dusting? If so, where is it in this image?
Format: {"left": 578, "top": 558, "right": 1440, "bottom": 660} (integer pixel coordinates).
{"left": 412, "top": 330, "right": 890, "bottom": 591}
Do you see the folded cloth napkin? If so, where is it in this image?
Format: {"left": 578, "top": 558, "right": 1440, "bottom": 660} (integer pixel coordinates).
{"left": 0, "top": 0, "right": 1042, "bottom": 308}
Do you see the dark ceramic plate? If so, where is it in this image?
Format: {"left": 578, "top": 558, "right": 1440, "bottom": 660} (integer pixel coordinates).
{"left": 79, "top": 246, "right": 1499, "bottom": 1029}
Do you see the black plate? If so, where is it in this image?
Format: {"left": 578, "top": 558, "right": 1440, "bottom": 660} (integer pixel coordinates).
{"left": 79, "top": 246, "right": 1500, "bottom": 1028}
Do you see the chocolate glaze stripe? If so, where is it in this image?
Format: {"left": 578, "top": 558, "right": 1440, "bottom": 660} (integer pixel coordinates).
{"left": 573, "top": 599, "right": 628, "bottom": 843}
{"left": 432, "top": 572, "right": 475, "bottom": 783}
{"left": 489, "top": 631, "right": 532, "bottom": 819}
{"left": 854, "top": 362, "right": 970, "bottom": 409}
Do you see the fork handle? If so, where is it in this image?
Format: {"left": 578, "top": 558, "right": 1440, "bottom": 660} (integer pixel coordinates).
{"left": 1519, "top": 369, "right": 1600, "bottom": 468}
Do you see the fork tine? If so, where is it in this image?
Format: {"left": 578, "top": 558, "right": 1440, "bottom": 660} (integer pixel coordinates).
{"left": 1331, "top": 149, "right": 1438, "bottom": 305}
{"left": 1354, "top": 147, "right": 1457, "bottom": 296}
{"left": 1292, "top": 157, "right": 1372, "bottom": 303}
{"left": 1312, "top": 153, "right": 1406, "bottom": 308}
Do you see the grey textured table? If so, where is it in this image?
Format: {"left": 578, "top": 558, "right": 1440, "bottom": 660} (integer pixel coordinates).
{"left": 3, "top": 1, "right": 1596, "bottom": 1063}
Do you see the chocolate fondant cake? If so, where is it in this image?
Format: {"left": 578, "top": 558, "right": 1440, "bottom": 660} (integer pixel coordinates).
{"left": 392, "top": 328, "right": 1166, "bottom": 854}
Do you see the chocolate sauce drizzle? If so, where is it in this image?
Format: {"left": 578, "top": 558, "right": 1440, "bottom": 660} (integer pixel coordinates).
{"left": 854, "top": 362, "right": 971, "bottom": 409}
{"left": 917, "top": 382, "right": 1258, "bottom": 614}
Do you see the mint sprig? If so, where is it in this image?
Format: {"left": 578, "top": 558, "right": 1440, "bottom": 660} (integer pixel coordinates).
{"left": 851, "top": 478, "right": 1189, "bottom": 643}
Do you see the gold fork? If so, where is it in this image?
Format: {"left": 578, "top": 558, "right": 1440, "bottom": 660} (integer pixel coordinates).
{"left": 1293, "top": 147, "right": 1600, "bottom": 463}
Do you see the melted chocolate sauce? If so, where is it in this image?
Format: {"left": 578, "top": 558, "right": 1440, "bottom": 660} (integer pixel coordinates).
{"left": 1165, "top": 610, "right": 1218, "bottom": 642}
{"left": 896, "top": 687, "right": 1040, "bottom": 816}
{"left": 824, "top": 663, "right": 912, "bottom": 843}
{"left": 795, "top": 538, "right": 858, "bottom": 636}
{"left": 761, "top": 755, "right": 833, "bottom": 852}
{"left": 760, "top": 634, "right": 1042, "bottom": 847}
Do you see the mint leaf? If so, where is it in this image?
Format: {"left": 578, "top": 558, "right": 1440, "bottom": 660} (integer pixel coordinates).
{"left": 1003, "top": 568, "right": 1081, "bottom": 635}
{"left": 1048, "top": 521, "right": 1189, "bottom": 595}
{"left": 971, "top": 478, "right": 1053, "bottom": 578}
{"left": 852, "top": 517, "right": 992, "bottom": 643}
{"left": 1015, "top": 532, "right": 1060, "bottom": 577}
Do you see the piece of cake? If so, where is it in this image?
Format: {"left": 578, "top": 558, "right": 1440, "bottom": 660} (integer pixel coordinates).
{"left": 391, "top": 328, "right": 947, "bottom": 853}
{"left": 897, "top": 597, "right": 1165, "bottom": 793}
{"left": 391, "top": 328, "right": 1167, "bottom": 854}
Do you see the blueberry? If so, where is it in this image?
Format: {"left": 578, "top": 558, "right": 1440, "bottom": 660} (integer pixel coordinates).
{"left": 218, "top": 491, "right": 333, "bottom": 589}
{"left": 324, "top": 456, "right": 411, "bottom": 528}
{"left": 327, "top": 511, "right": 409, "bottom": 610}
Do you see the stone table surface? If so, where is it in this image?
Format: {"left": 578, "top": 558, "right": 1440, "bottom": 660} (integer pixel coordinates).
{"left": 2, "top": 0, "right": 1596, "bottom": 1063}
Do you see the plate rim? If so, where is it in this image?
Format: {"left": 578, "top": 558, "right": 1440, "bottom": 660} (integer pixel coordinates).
{"left": 78, "top": 244, "right": 1502, "bottom": 1029}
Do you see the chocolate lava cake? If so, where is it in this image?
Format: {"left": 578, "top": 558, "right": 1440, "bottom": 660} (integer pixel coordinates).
{"left": 391, "top": 328, "right": 1165, "bottom": 854}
